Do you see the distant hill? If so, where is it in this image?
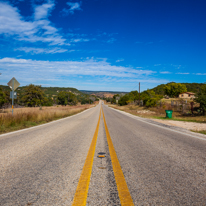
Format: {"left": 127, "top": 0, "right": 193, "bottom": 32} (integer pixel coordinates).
{"left": 148, "top": 82, "right": 205, "bottom": 95}
{"left": 0, "top": 85, "right": 89, "bottom": 98}
{"left": 80, "top": 90, "right": 128, "bottom": 98}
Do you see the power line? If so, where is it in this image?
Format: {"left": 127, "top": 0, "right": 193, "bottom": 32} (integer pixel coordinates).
{"left": 131, "top": 83, "right": 139, "bottom": 91}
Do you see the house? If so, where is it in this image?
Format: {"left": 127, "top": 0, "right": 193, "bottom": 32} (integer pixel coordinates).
{"left": 179, "top": 92, "right": 195, "bottom": 99}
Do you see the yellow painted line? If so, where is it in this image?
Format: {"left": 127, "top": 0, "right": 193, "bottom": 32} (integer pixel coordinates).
{"left": 102, "top": 107, "right": 134, "bottom": 206}
{"left": 98, "top": 155, "right": 105, "bottom": 158}
{"left": 72, "top": 109, "right": 101, "bottom": 206}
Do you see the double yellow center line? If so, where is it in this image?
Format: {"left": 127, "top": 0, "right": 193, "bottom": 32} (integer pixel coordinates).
{"left": 72, "top": 107, "right": 134, "bottom": 206}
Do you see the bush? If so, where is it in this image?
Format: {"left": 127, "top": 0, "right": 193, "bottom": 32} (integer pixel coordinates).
{"left": 194, "top": 84, "right": 206, "bottom": 115}
{"left": 57, "top": 91, "right": 78, "bottom": 106}
{"left": 0, "top": 87, "right": 6, "bottom": 108}
{"left": 21, "top": 84, "right": 49, "bottom": 107}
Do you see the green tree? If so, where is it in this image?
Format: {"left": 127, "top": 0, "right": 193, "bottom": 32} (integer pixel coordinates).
{"left": 57, "top": 91, "right": 68, "bottom": 106}
{"left": 194, "top": 84, "right": 206, "bottom": 115}
{"left": 21, "top": 84, "right": 48, "bottom": 107}
{"left": 141, "top": 90, "right": 162, "bottom": 107}
{"left": 0, "top": 87, "right": 6, "bottom": 108}
{"left": 118, "top": 94, "right": 131, "bottom": 106}
{"left": 57, "top": 91, "right": 78, "bottom": 106}
{"left": 164, "top": 83, "right": 187, "bottom": 97}
{"left": 111, "top": 94, "right": 120, "bottom": 104}
{"left": 129, "top": 90, "right": 139, "bottom": 100}
{"left": 68, "top": 92, "right": 78, "bottom": 105}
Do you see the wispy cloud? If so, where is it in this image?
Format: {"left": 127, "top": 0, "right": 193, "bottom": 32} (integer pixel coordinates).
{"left": 116, "top": 59, "right": 124, "bottom": 62}
{"left": 194, "top": 73, "right": 206, "bottom": 75}
{"left": 176, "top": 72, "right": 190, "bottom": 75}
{"left": 34, "top": 0, "right": 55, "bottom": 20}
{"left": 61, "top": 2, "right": 82, "bottom": 16}
{"left": 15, "top": 47, "right": 68, "bottom": 54}
{"left": 107, "top": 38, "right": 116, "bottom": 43}
{"left": 160, "top": 71, "right": 172, "bottom": 74}
{"left": 171, "top": 64, "right": 182, "bottom": 69}
{"left": 0, "top": 57, "right": 157, "bottom": 84}
{"left": 0, "top": 1, "right": 67, "bottom": 45}
{"left": 145, "top": 42, "right": 153, "bottom": 45}
{"left": 70, "top": 38, "right": 89, "bottom": 43}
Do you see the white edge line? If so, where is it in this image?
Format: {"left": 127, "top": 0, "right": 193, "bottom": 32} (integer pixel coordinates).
{"left": 0, "top": 106, "right": 96, "bottom": 137}
{"left": 108, "top": 106, "right": 206, "bottom": 141}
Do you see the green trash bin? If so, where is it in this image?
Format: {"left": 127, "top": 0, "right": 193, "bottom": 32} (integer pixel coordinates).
{"left": 165, "top": 110, "right": 173, "bottom": 118}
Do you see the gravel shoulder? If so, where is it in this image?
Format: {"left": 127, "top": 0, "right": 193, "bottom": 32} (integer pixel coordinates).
{"left": 150, "top": 118, "right": 206, "bottom": 131}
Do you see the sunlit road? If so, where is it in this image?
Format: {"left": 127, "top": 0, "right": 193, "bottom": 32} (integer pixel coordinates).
{"left": 1, "top": 102, "right": 206, "bottom": 205}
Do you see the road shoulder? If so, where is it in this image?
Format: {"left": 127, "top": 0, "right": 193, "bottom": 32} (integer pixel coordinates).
{"left": 108, "top": 106, "right": 206, "bottom": 140}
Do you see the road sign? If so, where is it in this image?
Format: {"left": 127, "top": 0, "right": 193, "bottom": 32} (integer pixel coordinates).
{"left": 7, "top": 77, "right": 20, "bottom": 115}
{"left": 7, "top": 77, "right": 20, "bottom": 91}
{"left": 10, "top": 91, "right": 17, "bottom": 99}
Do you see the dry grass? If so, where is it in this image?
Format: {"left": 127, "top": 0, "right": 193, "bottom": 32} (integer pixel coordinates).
{"left": 108, "top": 103, "right": 206, "bottom": 123}
{"left": 0, "top": 105, "right": 94, "bottom": 134}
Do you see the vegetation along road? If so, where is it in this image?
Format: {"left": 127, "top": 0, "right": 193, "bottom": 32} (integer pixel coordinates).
{"left": 1, "top": 101, "right": 206, "bottom": 205}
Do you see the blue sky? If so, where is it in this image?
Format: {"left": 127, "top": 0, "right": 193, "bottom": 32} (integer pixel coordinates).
{"left": 0, "top": 0, "right": 206, "bottom": 92}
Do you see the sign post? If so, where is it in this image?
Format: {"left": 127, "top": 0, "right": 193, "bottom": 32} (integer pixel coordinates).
{"left": 7, "top": 77, "right": 20, "bottom": 115}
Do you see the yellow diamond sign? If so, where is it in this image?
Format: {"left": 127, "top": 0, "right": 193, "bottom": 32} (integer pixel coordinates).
{"left": 7, "top": 77, "right": 20, "bottom": 91}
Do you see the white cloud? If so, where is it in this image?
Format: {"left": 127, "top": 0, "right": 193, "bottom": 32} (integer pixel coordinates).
{"left": 176, "top": 72, "right": 190, "bottom": 75}
{"left": 0, "top": 1, "right": 67, "bottom": 45}
{"left": 34, "top": 0, "right": 55, "bottom": 20}
{"left": 70, "top": 38, "right": 89, "bottom": 43}
{"left": 0, "top": 57, "right": 157, "bottom": 84}
{"left": 195, "top": 73, "right": 206, "bottom": 75}
{"left": 15, "top": 47, "right": 68, "bottom": 54}
{"left": 116, "top": 59, "right": 124, "bottom": 62}
{"left": 171, "top": 64, "right": 182, "bottom": 69}
{"left": 67, "top": 2, "right": 81, "bottom": 11}
{"left": 61, "top": 2, "right": 82, "bottom": 16}
{"left": 107, "top": 38, "right": 116, "bottom": 43}
{"left": 160, "top": 71, "right": 172, "bottom": 74}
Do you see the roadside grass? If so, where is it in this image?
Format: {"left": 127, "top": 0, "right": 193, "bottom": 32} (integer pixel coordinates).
{"left": 191, "top": 130, "right": 206, "bottom": 135}
{"left": 152, "top": 116, "right": 206, "bottom": 123}
{"left": 0, "top": 105, "right": 93, "bottom": 134}
{"left": 108, "top": 103, "right": 206, "bottom": 123}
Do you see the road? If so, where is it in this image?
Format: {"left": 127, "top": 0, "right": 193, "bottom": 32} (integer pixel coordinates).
{"left": 1, "top": 102, "right": 206, "bottom": 205}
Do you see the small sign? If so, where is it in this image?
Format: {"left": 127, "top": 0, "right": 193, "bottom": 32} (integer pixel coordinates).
{"left": 10, "top": 91, "right": 17, "bottom": 99}
{"left": 7, "top": 77, "right": 20, "bottom": 91}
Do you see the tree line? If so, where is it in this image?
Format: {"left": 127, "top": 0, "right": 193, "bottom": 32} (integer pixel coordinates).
{"left": 105, "top": 82, "right": 206, "bottom": 115}
{"left": 0, "top": 84, "right": 98, "bottom": 108}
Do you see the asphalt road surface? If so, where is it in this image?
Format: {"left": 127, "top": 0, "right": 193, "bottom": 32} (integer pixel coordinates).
{"left": 1, "top": 102, "right": 206, "bottom": 205}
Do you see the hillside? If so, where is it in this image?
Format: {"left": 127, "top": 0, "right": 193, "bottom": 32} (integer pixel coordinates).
{"left": 80, "top": 90, "right": 128, "bottom": 98}
{"left": 148, "top": 82, "right": 205, "bottom": 95}
{"left": 0, "top": 85, "right": 89, "bottom": 98}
